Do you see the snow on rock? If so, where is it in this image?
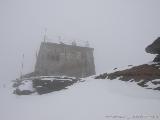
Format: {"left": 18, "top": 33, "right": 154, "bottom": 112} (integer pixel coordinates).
{"left": 95, "top": 62, "right": 160, "bottom": 91}
{"left": 13, "top": 76, "right": 80, "bottom": 95}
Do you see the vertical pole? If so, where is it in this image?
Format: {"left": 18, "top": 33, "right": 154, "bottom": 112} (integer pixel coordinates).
{"left": 44, "top": 28, "right": 47, "bottom": 42}
{"left": 36, "top": 50, "right": 38, "bottom": 60}
{"left": 58, "top": 36, "right": 61, "bottom": 42}
{"left": 20, "top": 54, "right": 24, "bottom": 80}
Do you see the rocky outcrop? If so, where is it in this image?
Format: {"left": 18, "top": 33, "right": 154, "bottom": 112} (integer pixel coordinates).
{"left": 107, "top": 64, "right": 160, "bottom": 81}
{"left": 95, "top": 63, "right": 160, "bottom": 90}
{"left": 13, "top": 76, "right": 80, "bottom": 95}
{"left": 146, "top": 37, "right": 160, "bottom": 62}
{"left": 32, "top": 77, "right": 79, "bottom": 95}
{"left": 146, "top": 37, "right": 160, "bottom": 54}
{"left": 96, "top": 37, "right": 160, "bottom": 91}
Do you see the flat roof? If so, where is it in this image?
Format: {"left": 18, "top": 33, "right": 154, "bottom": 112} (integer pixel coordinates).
{"left": 41, "top": 42, "right": 94, "bottom": 50}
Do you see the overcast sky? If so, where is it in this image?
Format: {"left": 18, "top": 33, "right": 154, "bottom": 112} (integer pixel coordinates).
{"left": 1, "top": 0, "right": 160, "bottom": 81}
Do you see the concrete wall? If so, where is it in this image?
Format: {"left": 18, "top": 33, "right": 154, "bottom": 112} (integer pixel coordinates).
{"left": 34, "top": 42, "right": 96, "bottom": 78}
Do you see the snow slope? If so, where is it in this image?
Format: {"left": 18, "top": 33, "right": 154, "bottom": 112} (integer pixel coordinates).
{"left": 0, "top": 78, "right": 160, "bottom": 120}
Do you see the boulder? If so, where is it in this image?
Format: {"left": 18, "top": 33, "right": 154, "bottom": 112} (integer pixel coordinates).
{"left": 145, "top": 37, "right": 160, "bottom": 54}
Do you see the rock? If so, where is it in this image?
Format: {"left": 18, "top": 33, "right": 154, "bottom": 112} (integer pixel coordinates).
{"left": 128, "top": 65, "right": 133, "bottom": 67}
{"left": 153, "top": 55, "right": 160, "bottom": 62}
{"left": 95, "top": 37, "right": 160, "bottom": 91}
{"left": 113, "top": 68, "right": 117, "bottom": 70}
{"left": 96, "top": 64, "right": 160, "bottom": 81}
{"left": 145, "top": 37, "right": 160, "bottom": 54}
{"left": 95, "top": 73, "right": 108, "bottom": 79}
{"left": 13, "top": 76, "right": 80, "bottom": 95}
{"left": 137, "top": 81, "right": 148, "bottom": 87}
{"left": 33, "top": 78, "right": 78, "bottom": 95}
{"left": 152, "top": 81, "right": 160, "bottom": 85}
{"left": 12, "top": 79, "right": 23, "bottom": 88}
{"left": 13, "top": 89, "right": 34, "bottom": 95}
{"left": 153, "top": 87, "right": 160, "bottom": 91}
{"left": 145, "top": 37, "right": 160, "bottom": 62}
{"left": 95, "top": 63, "right": 160, "bottom": 91}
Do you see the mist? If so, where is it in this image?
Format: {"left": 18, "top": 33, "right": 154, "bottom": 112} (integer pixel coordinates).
{"left": 1, "top": 0, "right": 160, "bottom": 82}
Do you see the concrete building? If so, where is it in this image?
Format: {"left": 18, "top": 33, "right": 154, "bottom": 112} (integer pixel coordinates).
{"left": 34, "top": 42, "right": 96, "bottom": 78}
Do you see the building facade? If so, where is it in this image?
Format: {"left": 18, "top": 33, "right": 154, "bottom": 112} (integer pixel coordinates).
{"left": 34, "top": 42, "right": 96, "bottom": 78}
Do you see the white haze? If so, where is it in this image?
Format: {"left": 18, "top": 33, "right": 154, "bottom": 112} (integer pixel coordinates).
{"left": 0, "top": 0, "right": 160, "bottom": 82}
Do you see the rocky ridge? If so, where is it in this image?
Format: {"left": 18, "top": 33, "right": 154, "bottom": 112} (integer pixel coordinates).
{"left": 96, "top": 38, "right": 160, "bottom": 91}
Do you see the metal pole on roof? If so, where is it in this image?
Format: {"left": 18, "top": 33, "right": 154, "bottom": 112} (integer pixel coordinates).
{"left": 58, "top": 36, "right": 61, "bottom": 41}
{"left": 85, "top": 41, "right": 89, "bottom": 47}
{"left": 44, "top": 28, "right": 47, "bottom": 42}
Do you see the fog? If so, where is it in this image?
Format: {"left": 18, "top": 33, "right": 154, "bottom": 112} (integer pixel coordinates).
{"left": 0, "top": 0, "right": 160, "bottom": 82}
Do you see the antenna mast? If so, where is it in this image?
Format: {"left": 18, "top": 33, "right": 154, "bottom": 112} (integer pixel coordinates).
{"left": 58, "top": 36, "right": 61, "bottom": 41}
{"left": 44, "top": 28, "right": 47, "bottom": 42}
{"left": 85, "top": 41, "right": 89, "bottom": 47}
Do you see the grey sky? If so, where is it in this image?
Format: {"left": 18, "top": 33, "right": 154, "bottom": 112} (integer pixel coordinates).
{"left": 0, "top": 0, "right": 160, "bottom": 81}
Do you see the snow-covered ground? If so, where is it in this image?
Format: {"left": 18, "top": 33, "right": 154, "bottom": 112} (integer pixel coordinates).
{"left": 0, "top": 78, "right": 160, "bottom": 120}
